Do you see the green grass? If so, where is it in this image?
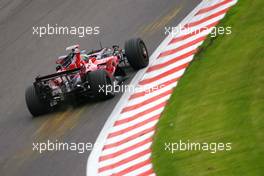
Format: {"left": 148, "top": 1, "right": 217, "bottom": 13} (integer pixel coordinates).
{"left": 152, "top": 0, "right": 264, "bottom": 176}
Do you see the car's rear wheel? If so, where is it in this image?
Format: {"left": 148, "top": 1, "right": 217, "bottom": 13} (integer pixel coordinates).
{"left": 125, "top": 38, "right": 149, "bottom": 70}
{"left": 25, "top": 85, "right": 50, "bottom": 117}
{"left": 87, "top": 70, "right": 115, "bottom": 99}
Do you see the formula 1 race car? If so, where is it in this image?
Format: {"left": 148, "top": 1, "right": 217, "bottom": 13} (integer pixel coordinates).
{"left": 25, "top": 38, "right": 149, "bottom": 117}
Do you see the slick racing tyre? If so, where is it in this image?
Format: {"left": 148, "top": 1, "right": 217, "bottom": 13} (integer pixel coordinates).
{"left": 88, "top": 70, "right": 115, "bottom": 99}
{"left": 25, "top": 85, "right": 50, "bottom": 117}
{"left": 125, "top": 38, "right": 149, "bottom": 70}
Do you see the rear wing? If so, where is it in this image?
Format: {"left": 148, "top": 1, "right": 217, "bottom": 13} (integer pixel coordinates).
{"left": 35, "top": 68, "right": 80, "bottom": 82}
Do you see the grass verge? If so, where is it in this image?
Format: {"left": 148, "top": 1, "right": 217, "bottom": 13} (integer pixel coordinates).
{"left": 152, "top": 0, "right": 264, "bottom": 175}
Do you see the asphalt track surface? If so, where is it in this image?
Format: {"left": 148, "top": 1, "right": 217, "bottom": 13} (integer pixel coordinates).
{"left": 0, "top": 0, "right": 199, "bottom": 175}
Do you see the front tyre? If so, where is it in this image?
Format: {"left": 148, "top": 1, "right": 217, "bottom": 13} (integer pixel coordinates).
{"left": 88, "top": 70, "right": 115, "bottom": 100}
{"left": 25, "top": 85, "right": 50, "bottom": 117}
{"left": 125, "top": 38, "right": 149, "bottom": 70}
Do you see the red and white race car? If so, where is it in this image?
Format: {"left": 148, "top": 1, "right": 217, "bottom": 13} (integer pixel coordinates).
{"left": 25, "top": 38, "right": 149, "bottom": 117}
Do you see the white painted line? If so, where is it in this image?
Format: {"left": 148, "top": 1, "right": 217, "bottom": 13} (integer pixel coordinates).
{"left": 87, "top": 1, "right": 207, "bottom": 175}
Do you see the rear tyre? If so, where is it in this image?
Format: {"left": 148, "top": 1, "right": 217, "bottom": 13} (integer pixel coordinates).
{"left": 25, "top": 85, "right": 50, "bottom": 117}
{"left": 125, "top": 38, "right": 149, "bottom": 70}
{"left": 88, "top": 70, "right": 115, "bottom": 100}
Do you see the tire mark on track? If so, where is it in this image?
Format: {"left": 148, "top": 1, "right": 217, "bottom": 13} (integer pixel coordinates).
{"left": 1, "top": 105, "right": 89, "bottom": 175}
{"left": 138, "top": 5, "right": 182, "bottom": 37}
{"left": 34, "top": 106, "right": 87, "bottom": 140}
